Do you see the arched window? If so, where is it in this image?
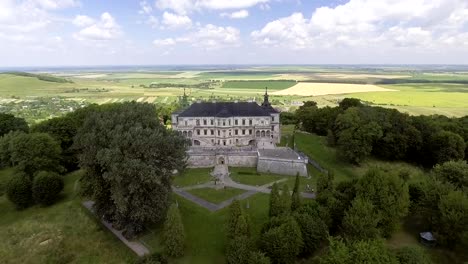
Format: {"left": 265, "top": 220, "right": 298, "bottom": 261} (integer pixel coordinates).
{"left": 188, "top": 131, "right": 192, "bottom": 137}
{"left": 183, "top": 131, "right": 187, "bottom": 137}
{"left": 266, "top": 130, "right": 271, "bottom": 137}
{"left": 256, "top": 131, "right": 260, "bottom": 137}
{"left": 261, "top": 131, "right": 265, "bottom": 137}
{"left": 196, "top": 119, "right": 200, "bottom": 126}
{"left": 194, "top": 140, "right": 201, "bottom": 146}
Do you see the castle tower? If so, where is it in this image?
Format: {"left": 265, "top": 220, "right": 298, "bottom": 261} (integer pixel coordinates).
{"left": 261, "top": 87, "right": 271, "bottom": 108}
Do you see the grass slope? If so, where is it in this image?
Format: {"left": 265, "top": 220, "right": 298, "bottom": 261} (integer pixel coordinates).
{"left": 187, "top": 187, "right": 246, "bottom": 204}
{"left": 0, "top": 169, "right": 136, "bottom": 263}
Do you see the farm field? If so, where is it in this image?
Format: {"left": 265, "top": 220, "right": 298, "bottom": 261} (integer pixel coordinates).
{"left": 1, "top": 65, "right": 468, "bottom": 123}
{"left": 272, "top": 82, "right": 396, "bottom": 96}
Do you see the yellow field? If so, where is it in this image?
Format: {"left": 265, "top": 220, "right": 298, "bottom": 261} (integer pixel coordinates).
{"left": 312, "top": 73, "right": 410, "bottom": 79}
{"left": 272, "top": 82, "right": 395, "bottom": 96}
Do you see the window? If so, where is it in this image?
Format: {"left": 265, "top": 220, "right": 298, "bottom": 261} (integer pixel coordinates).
{"left": 235, "top": 119, "right": 238, "bottom": 125}
{"left": 242, "top": 129, "right": 245, "bottom": 135}
{"left": 271, "top": 116, "right": 274, "bottom": 121}
{"left": 229, "top": 119, "right": 231, "bottom": 125}
{"left": 223, "top": 120, "right": 226, "bottom": 126}
{"left": 218, "top": 130, "right": 220, "bottom": 136}
{"left": 184, "top": 120, "right": 187, "bottom": 126}
{"left": 235, "top": 129, "right": 238, "bottom": 135}
{"left": 211, "top": 130, "right": 214, "bottom": 135}
{"left": 204, "top": 129, "right": 207, "bottom": 135}
{"left": 249, "top": 119, "right": 252, "bottom": 125}
{"left": 196, "top": 119, "right": 200, "bottom": 126}
{"left": 236, "top": 139, "right": 239, "bottom": 144}
{"left": 203, "top": 119, "right": 206, "bottom": 125}
{"left": 188, "top": 131, "right": 192, "bottom": 137}
{"left": 249, "top": 129, "right": 252, "bottom": 135}
{"left": 242, "top": 119, "right": 245, "bottom": 125}
{"left": 211, "top": 119, "right": 213, "bottom": 125}
{"left": 272, "top": 126, "right": 274, "bottom": 131}
{"left": 197, "top": 130, "right": 200, "bottom": 135}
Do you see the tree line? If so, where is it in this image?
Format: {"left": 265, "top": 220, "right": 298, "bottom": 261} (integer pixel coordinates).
{"left": 285, "top": 98, "right": 467, "bottom": 167}
{"left": 0, "top": 103, "right": 189, "bottom": 244}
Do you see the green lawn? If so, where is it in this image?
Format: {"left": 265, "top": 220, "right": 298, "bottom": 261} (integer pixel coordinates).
{"left": 294, "top": 131, "right": 425, "bottom": 183}
{"left": 141, "top": 193, "right": 270, "bottom": 264}
{"left": 187, "top": 187, "right": 247, "bottom": 204}
{"left": 229, "top": 167, "right": 286, "bottom": 186}
{"left": 0, "top": 169, "right": 136, "bottom": 264}
{"left": 173, "top": 168, "right": 212, "bottom": 187}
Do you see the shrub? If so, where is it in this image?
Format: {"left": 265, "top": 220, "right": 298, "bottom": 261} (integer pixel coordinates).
{"left": 134, "top": 253, "right": 168, "bottom": 264}
{"left": 6, "top": 172, "right": 32, "bottom": 209}
{"left": 248, "top": 251, "right": 270, "bottom": 264}
{"left": 163, "top": 204, "right": 185, "bottom": 257}
{"left": 32, "top": 171, "right": 64, "bottom": 206}
{"left": 395, "top": 246, "right": 432, "bottom": 264}
{"left": 226, "top": 235, "right": 252, "bottom": 264}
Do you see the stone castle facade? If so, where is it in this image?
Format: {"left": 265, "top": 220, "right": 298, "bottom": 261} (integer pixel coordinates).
{"left": 171, "top": 89, "right": 308, "bottom": 176}
{"left": 171, "top": 90, "right": 280, "bottom": 148}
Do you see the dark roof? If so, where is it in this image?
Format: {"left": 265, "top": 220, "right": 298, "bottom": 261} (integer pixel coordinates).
{"left": 177, "top": 102, "right": 274, "bottom": 117}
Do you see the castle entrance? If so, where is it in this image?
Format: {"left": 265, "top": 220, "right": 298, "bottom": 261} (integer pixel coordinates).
{"left": 218, "top": 156, "right": 225, "bottom": 165}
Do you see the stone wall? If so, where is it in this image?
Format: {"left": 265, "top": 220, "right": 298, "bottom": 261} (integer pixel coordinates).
{"left": 187, "top": 151, "right": 257, "bottom": 168}
{"left": 187, "top": 153, "right": 216, "bottom": 168}
{"left": 227, "top": 153, "right": 257, "bottom": 167}
{"left": 257, "top": 157, "right": 308, "bottom": 176}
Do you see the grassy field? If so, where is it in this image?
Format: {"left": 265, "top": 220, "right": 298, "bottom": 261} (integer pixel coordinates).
{"left": 187, "top": 187, "right": 247, "bottom": 204}
{"left": 229, "top": 167, "right": 286, "bottom": 186}
{"left": 1, "top": 66, "right": 468, "bottom": 122}
{"left": 172, "top": 168, "right": 212, "bottom": 187}
{"left": 0, "top": 169, "right": 136, "bottom": 264}
{"left": 273, "top": 82, "right": 395, "bottom": 96}
{"left": 140, "top": 192, "right": 271, "bottom": 264}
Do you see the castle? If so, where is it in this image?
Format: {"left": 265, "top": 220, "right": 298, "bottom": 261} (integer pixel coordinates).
{"left": 171, "top": 89, "right": 308, "bottom": 176}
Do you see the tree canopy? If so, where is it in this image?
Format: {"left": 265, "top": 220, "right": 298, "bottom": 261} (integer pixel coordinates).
{"left": 74, "top": 102, "right": 188, "bottom": 238}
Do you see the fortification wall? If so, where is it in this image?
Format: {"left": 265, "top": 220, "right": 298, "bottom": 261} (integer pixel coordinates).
{"left": 257, "top": 157, "right": 308, "bottom": 176}
{"left": 187, "top": 151, "right": 257, "bottom": 168}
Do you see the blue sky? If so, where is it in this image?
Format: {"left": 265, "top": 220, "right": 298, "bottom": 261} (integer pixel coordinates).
{"left": 1, "top": 0, "right": 468, "bottom": 66}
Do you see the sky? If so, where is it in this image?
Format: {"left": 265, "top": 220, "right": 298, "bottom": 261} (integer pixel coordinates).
{"left": 1, "top": 0, "right": 468, "bottom": 67}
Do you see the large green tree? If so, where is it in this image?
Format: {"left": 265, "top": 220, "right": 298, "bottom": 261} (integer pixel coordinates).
{"left": 74, "top": 102, "right": 188, "bottom": 238}
{"left": 430, "top": 131, "right": 466, "bottom": 165}
{"left": 432, "top": 160, "right": 468, "bottom": 192}
{"left": 436, "top": 190, "right": 468, "bottom": 249}
{"left": 356, "top": 168, "right": 409, "bottom": 237}
{"left": 319, "top": 238, "right": 398, "bottom": 264}
{"left": 0, "top": 113, "right": 28, "bottom": 137}
{"left": 260, "top": 216, "right": 303, "bottom": 264}
{"left": 342, "top": 197, "right": 380, "bottom": 240}
{"left": 335, "top": 108, "right": 383, "bottom": 164}
{"left": 294, "top": 202, "right": 328, "bottom": 255}
{"left": 9, "top": 132, "right": 62, "bottom": 176}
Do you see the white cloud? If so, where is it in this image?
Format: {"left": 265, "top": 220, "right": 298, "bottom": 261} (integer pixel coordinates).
{"left": 153, "top": 38, "right": 177, "bottom": 47}
{"left": 251, "top": 13, "right": 311, "bottom": 49}
{"left": 153, "top": 23, "right": 240, "bottom": 50}
{"left": 252, "top": 0, "right": 468, "bottom": 50}
{"left": 138, "top": 1, "right": 153, "bottom": 14}
{"left": 190, "top": 24, "right": 240, "bottom": 49}
{"left": 32, "top": 0, "right": 79, "bottom": 10}
{"left": 146, "top": 16, "right": 159, "bottom": 28}
{"left": 73, "top": 12, "right": 122, "bottom": 41}
{"left": 156, "top": 0, "right": 268, "bottom": 14}
{"left": 221, "top": 10, "right": 249, "bottom": 19}
{"left": 162, "top": 11, "right": 192, "bottom": 29}
{"left": 73, "top": 15, "right": 94, "bottom": 27}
